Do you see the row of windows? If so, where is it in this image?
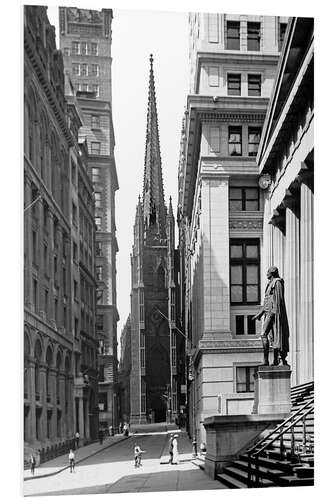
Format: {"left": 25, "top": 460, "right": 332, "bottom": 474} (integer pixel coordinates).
{"left": 211, "top": 126, "right": 261, "bottom": 157}
{"left": 227, "top": 73, "right": 261, "bottom": 96}
{"left": 225, "top": 21, "right": 287, "bottom": 51}
{"left": 68, "top": 41, "right": 98, "bottom": 56}
{"left": 72, "top": 63, "right": 99, "bottom": 77}
{"left": 74, "top": 82, "right": 99, "bottom": 96}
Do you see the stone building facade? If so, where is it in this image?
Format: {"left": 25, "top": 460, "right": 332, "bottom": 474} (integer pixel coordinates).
{"left": 24, "top": 6, "right": 98, "bottom": 457}
{"left": 178, "top": 13, "right": 288, "bottom": 445}
{"left": 59, "top": 7, "right": 119, "bottom": 432}
{"left": 128, "top": 56, "right": 184, "bottom": 424}
{"left": 257, "top": 17, "right": 314, "bottom": 387}
{"left": 118, "top": 316, "right": 132, "bottom": 425}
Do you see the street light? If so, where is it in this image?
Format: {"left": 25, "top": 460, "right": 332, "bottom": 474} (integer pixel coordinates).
{"left": 156, "top": 308, "right": 197, "bottom": 457}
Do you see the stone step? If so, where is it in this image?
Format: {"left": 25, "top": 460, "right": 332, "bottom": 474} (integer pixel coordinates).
{"left": 239, "top": 454, "right": 296, "bottom": 475}
{"left": 277, "top": 474, "right": 314, "bottom": 487}
{"left": 216, "top": 471, "right": 246, "bottom": 489}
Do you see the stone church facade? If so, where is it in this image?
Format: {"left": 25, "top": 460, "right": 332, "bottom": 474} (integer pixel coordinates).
{"left": 128, "top": 56, "right": 184, "bottom": 424}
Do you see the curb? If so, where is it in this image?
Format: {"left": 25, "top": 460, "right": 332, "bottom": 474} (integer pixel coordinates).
{"left": 24, "top": 436, "right": 130, "bottom": 482}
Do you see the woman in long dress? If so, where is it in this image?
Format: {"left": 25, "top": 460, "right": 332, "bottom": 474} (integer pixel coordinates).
{"left": 172, "top": 435, "right": 179, "bottom": 464}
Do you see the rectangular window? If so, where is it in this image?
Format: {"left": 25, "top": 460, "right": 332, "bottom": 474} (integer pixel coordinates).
{"left": 228, "top": 126, "right": 242, "bottom": 156}
{"left": 279, "top": 23, "right": 288, "bottom": 50}
{"left": 32, "top": 230, "right": 37, "bottom": 264}
{"left": 92, "top": 167, "right": 100, "bottom": 183}
{"left": 230, "top": 239, "right": 260, "bottom": 304}
{"left": 210, "top": 127, "right": 220, "bottom": 153}
{"left": 73, "top": 242, "right": 78, "bottom": 262}
{"left": 91, "top": 42, "right": 98, "bottom": 55}
{"left": 229, "top": 187, "right": 259, "bottom": 211}
{"left": 80, "top": 63, "right": 88, "bottom": 76}
{"left": 91, "top": 142, "right": 101, "bottom": 155}
{"left": 44, "top": 289, "right": 48, "bottom": 315}
{"left": 226, "top": 21, "right": 240, "bottom": 50}
{"left": 236, "top": 366, "right": 256, "bottom": 392}
{"left": 96, "top": 241, "right": 102, "bottom": 256}
{"left": 248, "top": 127, "right": 261, "bottom": 156}
{"left": 99, "top": 365, "right": 105, "bottom": 382}
{"left": 72, "top": 203, "right": 77, "bottom": 226}
{"left": 92, "top": 84, "right": 99, "bottom": 97}
{"left": 71, "top": 41, "right": 79, "bottom": 54}
{"left": 235, "top": 315, "right": 244, "bottom": 335}
{"left": 94, "top": 192, "right": 102, "bottom": 208}
{"left": 32, "top": 279, "right": 38, "bottom": 311}
{"left": 81, "top": 42, "right": 88, "bottom": 55}
{"left": 208, "top": 66, "right": 219, "bottom": 87}
{"left": 91, "top": 64, "right": 99, "bottom": 77}
{"left": 72, "top": 63, "right": 80, "bottom": 76}
{"left": 227, "top": 73, "right": 241, "bottom": 96}
{"left": 95, "top": 217, "right": 102, "bottom": 231}
{"left": 91, "top": 115, "right": 100, "bottom": 129}
{"left": 71, "top": 160, "right": 76, "bottom": 186}
{"left": 74, "top": 280, "right": 78, "bottom": 300}
{"left": 247, "top": 315, "right": 256, "bottom": 335}
{"left": 247, "top": 22, "right": 261, "bottom": 51}
{"left": 96, "top": 265, "right": 103, "bottom": 281}
{"left": 96, "top": 314, "right": 103, "bottom": 331}
{"left": 81, "top": 83, "right": 89, "bottom": 92}
{"left": 43, "top": 244, "right": 48, "bottom": 270}
{"left": 139, "top": 289, "right": 144, "bottom": 323}
{"left": 248, "top": 74, "right": 261, "bottom": 96}
{"left": 74, "top": 318, "right": 78, "bottom": 338}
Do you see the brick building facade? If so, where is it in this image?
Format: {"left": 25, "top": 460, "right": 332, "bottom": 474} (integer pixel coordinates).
{"left": 59, "top": 7, "right": 119, "bottom": 432}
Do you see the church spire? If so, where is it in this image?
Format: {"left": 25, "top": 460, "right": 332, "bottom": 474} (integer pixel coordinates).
{"left": 142, "top": 54, "right": 166, "bottom": 239}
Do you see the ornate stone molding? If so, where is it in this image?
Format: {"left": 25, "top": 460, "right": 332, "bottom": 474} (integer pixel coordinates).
{"left": 229, "top": 219, "right": 263, "bottom": 231}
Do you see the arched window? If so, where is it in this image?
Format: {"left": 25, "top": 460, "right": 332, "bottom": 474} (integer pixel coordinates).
{"left": 65, "top": 356, "right": 71, "bottom": 412}
{"left": 56, "top": 351, "right": 62, "bottom": 406}
{"left": 39, "top": 111, "right": 48, "bottom": 183}
{"left": 34, "top": 339, "right": 42, "bottom": 401}
{"left": 24, "top": 331, "right": 30, "bottom": 399}
{"left": 157, "top": 264, "right": 166, "bottom": 290}
{"left": 27, "top": 88, "right": 37, "bottom": 164}
{"left": 46, "top": 346, "right": 53, "bottom": 403}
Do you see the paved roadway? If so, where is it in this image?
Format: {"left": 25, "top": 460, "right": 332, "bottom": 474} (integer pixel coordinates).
{"left": 24, "top": 433, "right": 225, "bottom": 496}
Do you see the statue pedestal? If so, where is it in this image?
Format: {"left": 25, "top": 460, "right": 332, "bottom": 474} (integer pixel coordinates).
{"left": 252, "top": 365, "right": 292, "bottom": 415}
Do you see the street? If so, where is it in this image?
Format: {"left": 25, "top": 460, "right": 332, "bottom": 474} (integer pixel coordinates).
{"left": 24, "top": 433, "right": 225, "bottom": 496}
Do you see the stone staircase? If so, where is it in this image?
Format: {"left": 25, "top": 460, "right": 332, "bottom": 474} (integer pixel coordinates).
{"left": 216, "top": 381, "right": 314, "bottom": 489}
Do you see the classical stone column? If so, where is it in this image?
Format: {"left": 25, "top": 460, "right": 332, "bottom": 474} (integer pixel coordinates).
{"left": 67, "top": 376, "right": 74, "bottom": 439}
{"left": 284, "top": 196, "right": 300, "bottom": 385}
{"left": 59, "top": 372, "right": 66, "bottom": 438}
{"left": 28, "top": 359, "right": 36, "bottom": 443}
{"left": 299, "top": 177, "right": 314, "bottom": 383}
{"left": 48, "top": 210, "right": 55, "bottom": 324}
{"left": 50, "top": 368, "right": 57, "bottom": 441}
{"left": 272, "top": 223, "right": 285, "bottom": 276}
{"left": 39, "top": 364, "right": 48, "bottom": 441}
{"left": 85, "top": 397, "right": 91, "bottom": 440}
{"left": 78, "top": 397, "right": 84, "bottom": 440}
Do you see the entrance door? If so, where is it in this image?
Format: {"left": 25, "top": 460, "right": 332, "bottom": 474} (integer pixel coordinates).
{"left": 154, "top": 407, "right": 166, "bottom": 423}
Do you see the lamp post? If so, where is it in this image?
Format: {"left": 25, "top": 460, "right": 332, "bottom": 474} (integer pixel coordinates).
{"left": 156, "top": 308, "right": 197, "bottom": 456}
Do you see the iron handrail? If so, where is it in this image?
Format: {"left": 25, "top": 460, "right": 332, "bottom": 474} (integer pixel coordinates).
{"left": 247, "top": 396, "right": 314, "bottom": 455}
{"left": 247, "top": 402, "right": 314, "bottom": 488}
{"left": 252, "top": 402, "right": 314, "bottom": 458}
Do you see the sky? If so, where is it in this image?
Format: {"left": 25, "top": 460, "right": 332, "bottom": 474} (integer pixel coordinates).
{"left": 47, "top": 3, "right": 189, "bottom": 344}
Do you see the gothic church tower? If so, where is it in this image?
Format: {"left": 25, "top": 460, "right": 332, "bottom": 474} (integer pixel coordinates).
{"left": 129, "top": 56, "right": 183, "bottom": 424}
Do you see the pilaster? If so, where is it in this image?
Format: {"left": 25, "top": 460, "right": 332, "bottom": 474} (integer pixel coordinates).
{"left": 299, "top": 177, "right": 314, "bottom": 383}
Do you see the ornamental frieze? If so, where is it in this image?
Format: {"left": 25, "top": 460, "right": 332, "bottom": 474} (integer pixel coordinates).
{"left": 229, "top": 219, "right": 263, "bottom": 231}
{"left": 199, "top": 112, "right": 266, "bottom": 123}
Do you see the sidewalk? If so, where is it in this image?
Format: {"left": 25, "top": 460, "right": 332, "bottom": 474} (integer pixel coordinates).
{"left": 159, "top": 430, "right": 196, "bottom": 464}
{"left": 24, "top": 434, "right": 129, "bottom": 481}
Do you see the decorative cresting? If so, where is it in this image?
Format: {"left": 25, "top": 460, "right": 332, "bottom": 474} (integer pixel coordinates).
{"left": 142, "top": 54, "right": 167, "bottom": 240}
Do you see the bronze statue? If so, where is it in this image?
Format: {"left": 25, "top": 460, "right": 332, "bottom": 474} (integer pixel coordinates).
{"left": 252, "top": 266, "right": 289, "bottom": 366}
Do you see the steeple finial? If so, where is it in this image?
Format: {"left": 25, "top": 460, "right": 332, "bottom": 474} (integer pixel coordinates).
{"left": 142, "top": 54, "right": 166, "bottom": 239}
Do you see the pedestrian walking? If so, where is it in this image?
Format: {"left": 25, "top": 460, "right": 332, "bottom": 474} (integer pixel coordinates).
{"left": 30, "top": 454, "right": 36, "bottom": 475}
{"left": 123, "top": 422, "right": 129, "bottom": 436}
{"left": 134, "top": 443, "right": 146, "bottom": 468}
{"left": 68, "top": 449, "right": 75, "bottom": 473}
{"left": 168, "top": 434, "right": 174, "bottom": 464}
{"left": 172, "top": 434, "right": 180, "bottom": 465}
{"left": 98, "top": 428, "right": 104, "bottom": 444}
{"left": 75, "top": 431, "right": 80, "bottom": 449}
{"left": 118, "top": 422, "right": 122, "bottom": 434}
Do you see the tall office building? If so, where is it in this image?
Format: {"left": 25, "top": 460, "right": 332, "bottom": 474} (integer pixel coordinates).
{"left": 178, "top": 13, "right": 287, "bottom": 444}
{"left": 59, "top": 7, "right": 119, "bottom": 432}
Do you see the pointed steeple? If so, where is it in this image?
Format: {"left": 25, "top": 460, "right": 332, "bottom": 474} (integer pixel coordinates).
{"left": 142, "top": 54, "right": 166, "bottom": 239}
